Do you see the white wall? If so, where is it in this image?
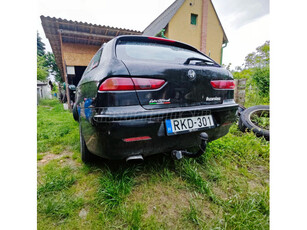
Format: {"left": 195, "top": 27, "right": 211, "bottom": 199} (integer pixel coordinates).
{"left": 37, "top": 84, "right": 52, "bottom": 100}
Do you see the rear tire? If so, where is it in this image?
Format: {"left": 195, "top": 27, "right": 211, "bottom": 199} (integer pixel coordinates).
{"left": 239, "top": 105, "right": 269, "bottom": 140}
{"left": 79, "top": 122, "right": 93, "bottom": 163}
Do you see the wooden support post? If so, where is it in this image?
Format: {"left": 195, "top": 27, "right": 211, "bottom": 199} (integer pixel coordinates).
{"left": 59, "top": 31, "right": 72, "bottom": 110}
{"left": 234, "top": 78, "right": 247, "bottom": 106}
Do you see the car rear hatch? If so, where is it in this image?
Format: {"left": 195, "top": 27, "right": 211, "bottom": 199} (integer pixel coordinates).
{"left": 116, "top": 37, "right": 234, "bottom": 110}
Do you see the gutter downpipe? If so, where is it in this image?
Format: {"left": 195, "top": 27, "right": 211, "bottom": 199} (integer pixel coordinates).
{"left": 220, "top": 42, "right": 228, "bottom": 65}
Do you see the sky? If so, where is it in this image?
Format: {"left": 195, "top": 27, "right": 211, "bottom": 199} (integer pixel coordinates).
{"left": 213, "top": 0, "right": 269, "bottom": 68}
{"left": 37, "top": 0, "right": 269, "bottom": 69}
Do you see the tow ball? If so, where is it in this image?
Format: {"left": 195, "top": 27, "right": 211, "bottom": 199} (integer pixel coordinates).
{"left": 171, "top": 132, "right": 209, "bottom": 160}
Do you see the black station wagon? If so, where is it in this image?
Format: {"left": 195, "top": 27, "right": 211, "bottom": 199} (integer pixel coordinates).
{"left": 73, "top": 35, "right": 238, "bottom": 163}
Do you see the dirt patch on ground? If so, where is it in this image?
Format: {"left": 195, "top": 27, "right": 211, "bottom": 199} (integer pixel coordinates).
{"left": 38, "top": 152, "right": 62, "bottom": 166}
{"left": 248, "top": 179, "right": 262, "bottom": 190}
{"left": 249, "top": 164, "right": 270, "bottom": 185}
{"left": 144, "top": 185, "right": 190, "bottom": 218}
{"left": 127, "top": 178, "right": 215, "bottom": 228}
{"left": 74, "top": 173, "right": 100, "bottom": 201}
{"left": 254, "top": 165, "right": 269, "bottom": 175}
{"left": 212, "top": 185, "right": 228, "bottom": 201}
{"left": 40, "top": 105, "right": 53, "bottom": 110}
{"left": 60, "top": 157, "right": 82, "bottom": 169}
{"left": 132, "top": 183, "right": 189, "bottom": 228}
{"left": 37, "top": 151, "right": 77, "bottom": 167}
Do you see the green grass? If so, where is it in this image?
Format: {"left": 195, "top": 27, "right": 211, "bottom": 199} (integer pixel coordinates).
{"left": 37, "top": 99, "right": 269, "bottom": 229}
{"left": 220, "top": 190, "right": 270, "bottom": 229}
{"left": 96, "top": 166, "right": 136, "bottom": 208}
{"left": 37, "top": 99, "right": 79, "bottom": 154}
{"left": 38, "top": 161, "right": 76, "bottom": 197}
{"left": 176, "top": 158, "right": 219, "bottom": 204}
{"left": 124, "top": 203, "right": 146, "bottom": 230}
{"left": 183, "top": 201, "right": 205, "bottom": 226}
{"left": 38, "top": 192, "right": 84, "bottom": 219}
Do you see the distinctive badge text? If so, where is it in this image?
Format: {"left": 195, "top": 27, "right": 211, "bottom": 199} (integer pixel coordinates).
{"left": 206, "top": 97, "right": 221, "bottom": 101}
{"left": 149, "top": 99, "right": 171, "bottom": 105}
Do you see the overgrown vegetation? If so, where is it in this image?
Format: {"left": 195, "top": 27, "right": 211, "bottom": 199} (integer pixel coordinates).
{"left": 230, "top": 41, "right": 270, "bottom": 107}
{"left": 37, "top": 99, "right": 269, "bottom": 229}
{"left": 251, "top": 110, "right": 270, "bottom": 130}
{"left": 252, "top": 66, "right": 270, "bottom": 98}
{"left": 37, "top": 32, "right": 62, "bottom": 83}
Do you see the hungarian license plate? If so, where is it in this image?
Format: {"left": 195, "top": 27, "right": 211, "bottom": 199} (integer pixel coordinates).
{"left": 165, "top": 115, "right": 214, "bottom": 135}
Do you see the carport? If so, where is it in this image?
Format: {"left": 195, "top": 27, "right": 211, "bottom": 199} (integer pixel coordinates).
{"left": 41, "top": 16, "right": 141, "bottom": 109}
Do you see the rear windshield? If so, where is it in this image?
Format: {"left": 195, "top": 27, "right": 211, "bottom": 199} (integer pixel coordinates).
{"left": 116, "top": 40, "right": 213, "bottom": 64}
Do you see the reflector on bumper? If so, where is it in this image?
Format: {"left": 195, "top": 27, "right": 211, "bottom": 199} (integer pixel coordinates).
{"left": 123, "top": 136, "right": 152, "bottom": 142}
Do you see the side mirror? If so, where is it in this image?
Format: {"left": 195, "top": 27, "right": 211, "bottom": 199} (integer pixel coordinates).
{"left": 68, "top": 85, "right": 76, "bottom": 90}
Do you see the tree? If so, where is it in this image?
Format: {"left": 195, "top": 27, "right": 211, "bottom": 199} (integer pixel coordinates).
{"left": 37, "top": 32, "right": 48, "bottom": 81}
{"left": 232, "top": 68, "right": 254, "bottom": 80}
{"left": 37, "top": 33, "right": 62, "bottom": 83}
{"left": 234, "top": 66, "right": 243, "bottom": 72}
{"left": 45, "top": 52, "right": 63, "bottom": 83}
{"left": 222, "top": 63, "right": 232, "bottom": 71}
{"left": 37, "top": 55, "right": 49, "bottom": 81}
{"left": 37, "top": 32, "right": 46, "bottom": 56}
{"left": 244, "top": 41, "right": 270, "bottom": 69}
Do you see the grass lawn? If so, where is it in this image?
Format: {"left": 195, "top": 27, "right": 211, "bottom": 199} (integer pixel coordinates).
{"left": 37, "top": 99, "right": 269, "bottom": 229}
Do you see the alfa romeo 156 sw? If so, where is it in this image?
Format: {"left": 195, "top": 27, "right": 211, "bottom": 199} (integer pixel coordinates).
{"left": 73, "top": 35, "right": 238, "bottom": 163}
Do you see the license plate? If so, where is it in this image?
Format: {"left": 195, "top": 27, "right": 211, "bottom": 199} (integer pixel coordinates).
{"left": 165, "top": 115, "right": 214, "bottom": 135}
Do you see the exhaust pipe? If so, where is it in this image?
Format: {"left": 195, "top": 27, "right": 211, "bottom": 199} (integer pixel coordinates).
{"left": 126, "top": 155, "right": 144, "bottom": 163}
{"left": 172, "top": 132, "right": 209, "bottom": 160}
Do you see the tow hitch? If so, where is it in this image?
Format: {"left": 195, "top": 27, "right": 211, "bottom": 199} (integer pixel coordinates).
{"left": 171, "top": 132, "right": 209, "bottom": 160}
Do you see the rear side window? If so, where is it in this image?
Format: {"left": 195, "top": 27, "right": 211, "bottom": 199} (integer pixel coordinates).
{"left": 84, "top": 48, "right": 103, "bottom": 74}
{"left": 116, "top": 41, "right": 212, "bottom": 64}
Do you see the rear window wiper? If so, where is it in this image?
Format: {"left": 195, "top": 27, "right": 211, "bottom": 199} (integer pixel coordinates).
{"left": 184, "top": 57, "right": 218, "bottom": 66}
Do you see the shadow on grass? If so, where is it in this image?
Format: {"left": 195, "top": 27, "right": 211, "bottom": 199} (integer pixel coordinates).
{"left": 84, "top": 151, "right": 176, "bottom": 175}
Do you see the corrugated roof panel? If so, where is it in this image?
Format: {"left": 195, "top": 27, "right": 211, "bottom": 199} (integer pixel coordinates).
{"left": 40, "top": 15, "right": 142, "bottom": 80}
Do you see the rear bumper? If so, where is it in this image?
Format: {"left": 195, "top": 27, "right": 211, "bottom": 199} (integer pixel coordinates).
{"left": 80, "top": 102, "right": 238, "bottom": 160}
{"left": 92, "top": 102, "right": 238, "bottom": 122}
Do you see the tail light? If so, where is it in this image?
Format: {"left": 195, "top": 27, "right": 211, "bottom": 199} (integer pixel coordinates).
{"left": 210, "top": 80, "right": 235, "bottom": 90}
{"left": 98, "top": 78, "right": 134, "bottom": 91}
{"left": 99, "top": 77, "right": 165, "bottom": 91}
{"left": 132, "top": 78, "right": 165, "bottom": 90}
